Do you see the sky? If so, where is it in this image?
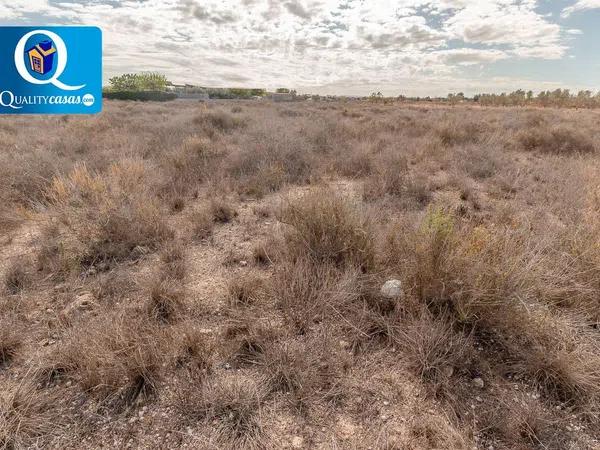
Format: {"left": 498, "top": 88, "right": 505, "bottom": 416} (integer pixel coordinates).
{"left": 2, "top": 0, "right": 600, "bottom": 96}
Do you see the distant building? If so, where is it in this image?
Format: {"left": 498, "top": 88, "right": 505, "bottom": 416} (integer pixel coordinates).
{"left": 269, "top": 93, "right": 294, "bottom": 102}
{"left": 176, "top": 91, "right": 210, "bottom": 100}
{"left": 27, "top": 39, "right": 56, "bottom": 75}
{"left": 167, "top": 83, "right": 209, "bottom": 100}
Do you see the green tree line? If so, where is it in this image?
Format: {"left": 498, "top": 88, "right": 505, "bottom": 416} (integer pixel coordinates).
{"left": 106, "top": 73, "right": 169, "bottom": 91}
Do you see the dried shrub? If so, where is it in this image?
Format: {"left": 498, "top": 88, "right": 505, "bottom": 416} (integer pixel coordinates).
{"left": 0, "top": 319, "right": 21, "bottom": 368}
{"left": 252, "top": 237, "right": 280, "bottom": 266}
{"left": 271, "top": 258, "right": 340, "bottom": 333}
{"left": 333, "top": 145, "right": 373, "bottom": 178}
{"left": 3, "top": 259, "right": 30, "bottom": 294}
{"left": 479, "top": 394, "right": 566, "bottom": 449}
{"left": 0, "top": 382, "right": 66, "bottom": 449}
{"left": 48, "top": 313, "right": 164, "bottom": 411}
{"left": 436, "top": 121, "right": 482, "bottom": 146}
{"left": 190, "top": 207, "right": 215, "bottom": 240}
{"left": 261, "top": 337, "right": 350, "bottom": 411}
{"left": 159, "top": 242, "right": 186, "bottom": 280}
{"left": 363, "top": 153, "right": 408, "bottom": 201}
{"left": 177, "top": 374, "right": 266, "bottom": 447}
{"left": 162, "top": 135, "right": 222, "bottom": 194}
{"left": 224, "top": 130, "right": 315, "bottom": 198}
{"left": 518, "top": 126, "right": 595, "bottom": 154}
{"left": 210, "top": 197, "right": 238, "bottom": 223}
{"left": 173, "top": 322, "right": 215, "bottom": 376}
{"left": 223, "top": 318, "right": 278, "bottom": 365}
{"left": 194, "top": 110, "right": 247, "bottom": 134}
{"left": 147, "top": 279, "right": 185, "bottom": 324}
{"left": 279, "top": 189, "right": 375, "bottom": 271}
{"left": 41, "top": 163, "right": 174, "bottom": 274}
{"left": 227, "top": 274, "right": 267, "bottom": 307}
{"left": 391, "top": 311, "right": 472, "bottom": 388}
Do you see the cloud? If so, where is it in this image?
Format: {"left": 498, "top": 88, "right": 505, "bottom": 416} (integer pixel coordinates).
{"left": 444, "top": 1, "right": 565, "bottom": 57}
{"left": 284, "top": 1, "right": 312, "bottom": 19}
{"left": 178, "top": 0, "right": 239, "bottom": 24}
{"left": 356, "top": 17, "right": 447, "bottom": 50}
{"left": 435, "top": 48, "right": 508, "bottom": 65}
{"left": 562, "top": 0, "right": 600, "bottom": 17}
{"left": 3, "top": 0, "right": 587, "bottom": 94}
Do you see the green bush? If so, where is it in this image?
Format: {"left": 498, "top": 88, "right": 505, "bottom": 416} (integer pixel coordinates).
{"left": 102, "top": 91, "right": 177, "bottom": 102}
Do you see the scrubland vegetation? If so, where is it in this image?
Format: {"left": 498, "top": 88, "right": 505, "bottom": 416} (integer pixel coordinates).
{"left": 1, "top": 100, "right": 600, "bottom": 449}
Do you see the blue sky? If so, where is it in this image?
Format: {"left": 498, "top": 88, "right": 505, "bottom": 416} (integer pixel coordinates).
{"left": 2, "top": 0, "right": 600, "bottom": 96}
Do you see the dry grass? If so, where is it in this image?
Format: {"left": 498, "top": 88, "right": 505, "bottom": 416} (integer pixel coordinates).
{"left": 0, "top": 381, "right": 66, "bottom": 449}
{"left": 147, "top": 279, "right": 185, "bottom": 324}
{"left": 3, "top": 259, "right": 30, "bottom": 295}
{"left": 518, "top": 126, "right": 596, "bottom": 154}
{"left": 226, "top": 274, "right": 267, "bottom": 307}
{"left": 177, "top": 374, "right": 266, "bottom": 447}
{"left": 279, "top": 188, "right": 375, "bottom": 271}
{"left": 45, "top": 312, "right": 165, "bottom": 412}
{"left": 0, "top": 318, "right": 21, "bottom": 369}
{"left": 1, "top": 101, "right": 600, "bottom": 448}
{"left": 261, "top": 335, "right": 350, "bottom": 412}
{"left": 194, "top": 110, "right": 247, "bottom": 134}
{"left": 210, "top": 197, "right": 238, "bottom": 223}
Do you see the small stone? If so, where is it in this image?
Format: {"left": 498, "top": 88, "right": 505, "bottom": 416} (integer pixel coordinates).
{"left": 339, "top": 340, "right": 350, "bottom": 350}
{"left": 472, "top": 377, "right": 485, "bottom": 388}
{"left": 75, "top": 293, "right": 95, "bottom": 310}
{"left": 443, "top": 365, "right": 454, "bottom": 378}
{"left": 239, "top": 260, "right": 248, "bottom": 267}
{"left": 291, "top": 436, "right": 304, "bottom": 448}
{"left": 380, "top": 279, "right": 403, "bottom": 299}
{"left": 475, "top": 396, "right": 483, "bottom": 402}
{"left": 383, "top": 400, "right": 390, "bottom": 406}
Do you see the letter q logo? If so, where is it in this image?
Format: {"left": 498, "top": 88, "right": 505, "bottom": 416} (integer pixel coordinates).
{"left": 14, "top": 29, "right": 85, "bottom": 91}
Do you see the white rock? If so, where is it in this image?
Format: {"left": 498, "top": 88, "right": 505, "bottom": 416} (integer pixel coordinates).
{"left": 443, "top": 366, "right": 454, "bottom": 378}
{"left": 75, "top": 293, "right": 95, "bottom": 310}
{"left": 472, "top": 377, "right": 485, "bottom": 389}
{"left": 381, "top": 279, "right": 403, "bottom": 299}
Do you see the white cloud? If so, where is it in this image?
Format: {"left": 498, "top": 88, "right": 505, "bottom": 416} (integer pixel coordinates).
{"left": 0, "top": 0, "right": 585, "bottom": 94}
{"left": 562, "top": 0, "right": 600, "bottom": 17}
{"left": 435, "top": 48, "right": 509, "bottom": 65}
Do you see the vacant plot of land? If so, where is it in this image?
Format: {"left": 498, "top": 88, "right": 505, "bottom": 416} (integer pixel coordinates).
{"left": 1, "top": 100, "right": 599, "bottom": 449}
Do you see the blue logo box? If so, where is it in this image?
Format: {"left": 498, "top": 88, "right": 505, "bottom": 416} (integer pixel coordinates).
{"left": 0, "top": 26, "right": 102, "bottom": 114}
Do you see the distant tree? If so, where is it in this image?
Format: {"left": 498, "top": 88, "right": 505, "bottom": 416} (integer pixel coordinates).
{"left": 139, "top": 72, "right": 168, "bottom": 91}
{"left": 108, "top": 73, "right": 140, "bottom": 91}
{"left": 276, "top": 88, "right": 291, "bottom": 94}
{"left": 108, "top": 72, "right": 168, "bottom": 91}
{"left": 369, "top": 91, "right": 383, "bottom": 102}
